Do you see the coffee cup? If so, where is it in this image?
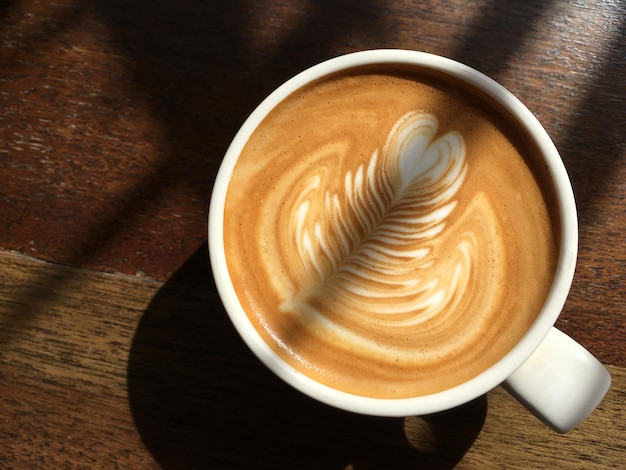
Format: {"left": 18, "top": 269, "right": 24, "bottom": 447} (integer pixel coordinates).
{"left": 208, "top": 50, "right": 610, "bottom": 433}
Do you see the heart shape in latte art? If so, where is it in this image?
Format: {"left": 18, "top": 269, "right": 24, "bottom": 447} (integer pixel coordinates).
{"left": 281, "top": 111, "right": 476, "bottom": 350}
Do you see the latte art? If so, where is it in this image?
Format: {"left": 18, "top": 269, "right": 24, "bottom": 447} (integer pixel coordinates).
{"left": 224, "top": 68, "right": 557, "bottom": 398}
{"left": 283, "top": 111, "right": 471, "bottom": 352}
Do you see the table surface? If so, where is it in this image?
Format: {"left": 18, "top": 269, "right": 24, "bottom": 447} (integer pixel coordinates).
{"left": 1, "top": 0, "right": 625, "bottom": 468}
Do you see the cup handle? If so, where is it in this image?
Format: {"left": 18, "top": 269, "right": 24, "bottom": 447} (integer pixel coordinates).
{"left": 503, "top": 327, "right": 611, "bottom": 433}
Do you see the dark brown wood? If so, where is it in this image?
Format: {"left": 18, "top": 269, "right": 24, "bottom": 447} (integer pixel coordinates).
{"left": 1, "top": 0, "right": 624, "bottom": 467}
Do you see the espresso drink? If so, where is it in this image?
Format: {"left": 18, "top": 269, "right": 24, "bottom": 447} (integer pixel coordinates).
{"left": 223, "top": 65, "right": 558, "bottom": 398}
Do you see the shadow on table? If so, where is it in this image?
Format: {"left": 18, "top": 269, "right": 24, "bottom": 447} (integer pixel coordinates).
{"left": 127, "top": 244, "right": 487, "bottom": 469}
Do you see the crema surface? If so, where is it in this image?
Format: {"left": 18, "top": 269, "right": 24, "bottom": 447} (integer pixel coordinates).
{"left": 223, "top": 68, "right": 557, "bottom": 398}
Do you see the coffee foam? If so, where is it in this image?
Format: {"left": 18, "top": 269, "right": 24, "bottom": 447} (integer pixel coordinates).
{"left": 224, "top": 68, "right": 557, "bottom": 398}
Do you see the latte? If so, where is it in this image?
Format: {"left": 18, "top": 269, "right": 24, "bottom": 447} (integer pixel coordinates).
{"left": 222, "top": 65, "right": 558, "bottom": 398}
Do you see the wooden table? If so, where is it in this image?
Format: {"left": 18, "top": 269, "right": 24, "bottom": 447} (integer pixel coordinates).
{"left": 1, "top": 0, "right": 624, "bottom": 468}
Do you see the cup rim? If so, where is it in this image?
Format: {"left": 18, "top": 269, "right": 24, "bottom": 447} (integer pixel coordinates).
{"left": 208, "top": 49, "right": 578, "bottom": 416}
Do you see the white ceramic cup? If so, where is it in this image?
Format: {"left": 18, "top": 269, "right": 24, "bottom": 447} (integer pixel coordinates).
{"left": 208, "top": 50, "right": 610, "bottom": 433}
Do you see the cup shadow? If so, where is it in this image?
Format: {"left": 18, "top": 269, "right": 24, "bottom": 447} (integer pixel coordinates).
{"left": 127, "top": 244, "right": 487, "bottom": 469}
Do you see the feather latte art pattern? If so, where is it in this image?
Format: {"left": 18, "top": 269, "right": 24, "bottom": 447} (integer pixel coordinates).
{"left": 283, "top": 112, "right": 470, "bottom": 343}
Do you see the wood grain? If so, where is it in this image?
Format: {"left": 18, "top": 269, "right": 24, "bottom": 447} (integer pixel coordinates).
{"left": 1, "top": 251, "right": 624, "bottom": 469}
{"left": 1, "top": 0, "right": 624, "bottom": 467}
